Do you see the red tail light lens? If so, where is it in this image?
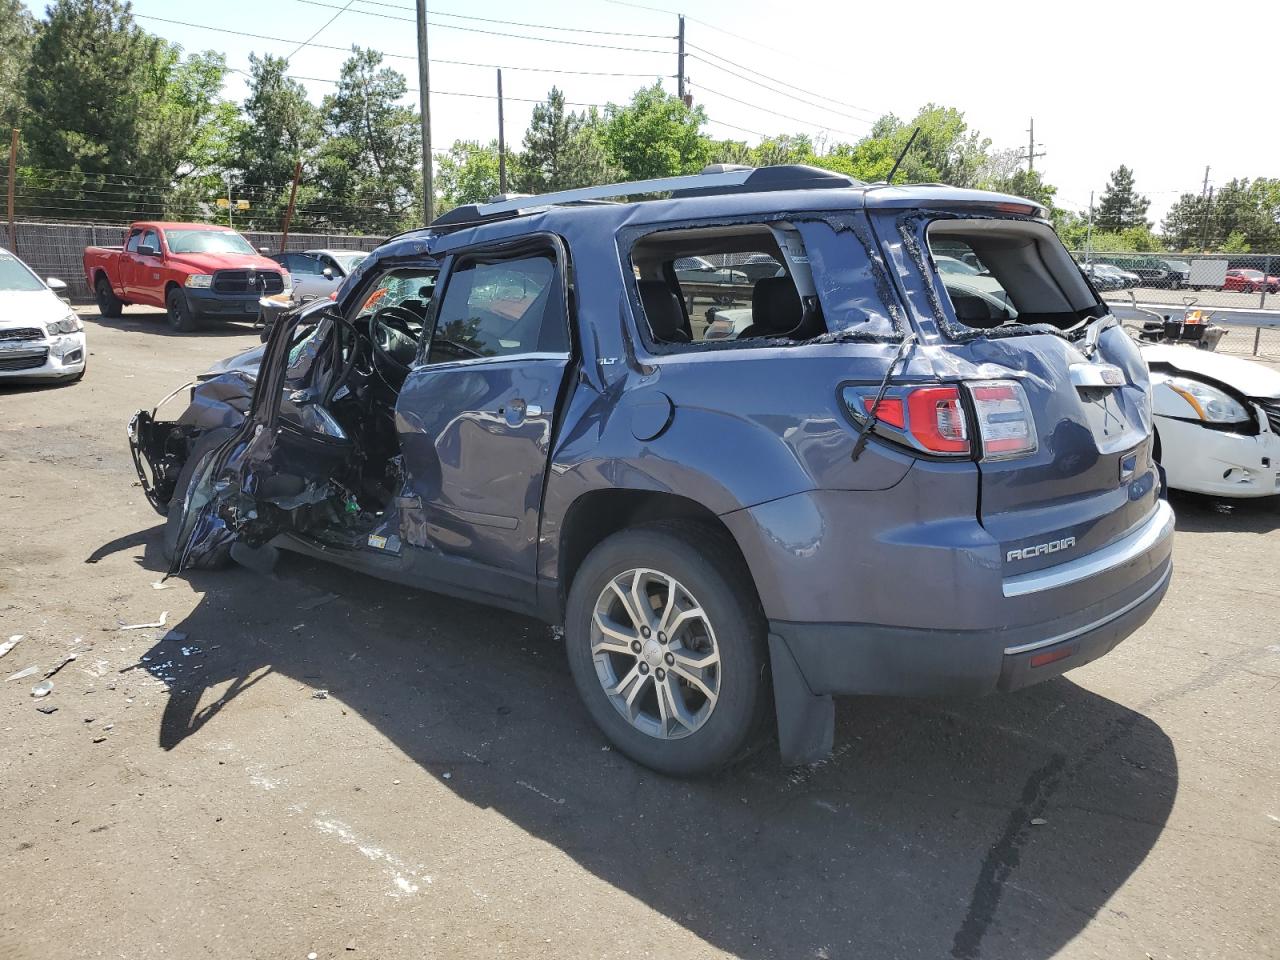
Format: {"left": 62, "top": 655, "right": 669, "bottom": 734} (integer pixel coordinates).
{"left": 906, "top": 387, "right": 969, "bottom": 453}
{"left": 861, "top": 396, "right": 905, "bottom": 429}
{"left": 969, "top": 380, "right": 1038, "bottom": 460}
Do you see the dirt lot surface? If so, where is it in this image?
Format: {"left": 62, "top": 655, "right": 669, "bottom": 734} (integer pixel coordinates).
{"left": 2, "top": 307, "right": 1278, "bottom": 960}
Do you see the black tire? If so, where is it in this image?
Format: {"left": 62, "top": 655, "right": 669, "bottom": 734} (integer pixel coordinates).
{"left": 165, "top": 285, "right": 199, "bottom": 333}
{"left": 95, "top": 275, "right": 123, "bottom": 318}
{"left": 564, "top": 521, "right": 770, "bottom": 776}
{"left": 162, "top": 427, "right": 235, "bottom": 568}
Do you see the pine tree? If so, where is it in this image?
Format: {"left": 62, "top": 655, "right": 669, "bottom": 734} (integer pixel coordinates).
{"left": 1095, "top": 165, "right": 1150, "bottom": 232}
{"left": 516, "top": 88, "right": 615, "bottom": 194}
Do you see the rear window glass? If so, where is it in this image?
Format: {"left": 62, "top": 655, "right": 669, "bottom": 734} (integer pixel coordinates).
{"left": 926, "top": 220, "right": 1100, "bottom": 336}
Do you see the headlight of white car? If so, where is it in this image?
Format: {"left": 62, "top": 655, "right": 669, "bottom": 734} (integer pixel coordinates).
{"left": 45, "top": 313, "right": 83, "bottom": 336}
{"left": 1166, "top": 377, "right": 1250, "bottom": 424}
{"left": 185, "top": 274, "right": 214, "bottom": 288}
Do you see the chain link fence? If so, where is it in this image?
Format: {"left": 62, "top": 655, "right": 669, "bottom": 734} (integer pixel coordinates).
{"left": 1072, "top": 250, "right": 1279, "bottom": 311}
{"left": 4, "top": 221, "right": 387, "bottom": 301}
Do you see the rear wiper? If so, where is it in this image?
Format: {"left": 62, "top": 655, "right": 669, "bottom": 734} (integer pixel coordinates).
{"left": 850, "top": 333, "right": 918, "bottom": 463}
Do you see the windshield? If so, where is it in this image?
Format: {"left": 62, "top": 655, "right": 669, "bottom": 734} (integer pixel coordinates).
{"left": 0, "top": 252, "right": 46, "bottom": 292}
{"left": 167, "top": 230, "right": 257, "bottom": 255}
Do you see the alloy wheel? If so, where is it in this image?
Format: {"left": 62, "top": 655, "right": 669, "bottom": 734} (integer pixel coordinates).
{"left": 590, "top": 567, "right": 721, "bottom": 740}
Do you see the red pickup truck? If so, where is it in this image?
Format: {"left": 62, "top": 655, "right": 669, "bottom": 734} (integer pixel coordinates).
{"left": 84, "top": 222, "right": 291, "bottom": 331}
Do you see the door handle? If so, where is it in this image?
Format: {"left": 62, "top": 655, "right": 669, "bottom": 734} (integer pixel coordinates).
{"left": 498, "top": 399, "right": 542, "bottom": 426}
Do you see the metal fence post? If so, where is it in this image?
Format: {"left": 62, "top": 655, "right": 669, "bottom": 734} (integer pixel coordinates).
{"left": 1261, "top": 255, "right": 1271, "bottom": 311}
{"left": 1253, "top": 327, "right": 1262, "bottom": 357}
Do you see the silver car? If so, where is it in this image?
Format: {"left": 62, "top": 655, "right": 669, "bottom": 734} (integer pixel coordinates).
{"left": 271, "top": 249, "right": 370, "bottom": 302}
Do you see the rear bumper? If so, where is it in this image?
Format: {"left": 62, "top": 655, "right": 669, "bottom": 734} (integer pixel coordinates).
{"left": 770, "top": 554, "right": 1172, "bottom": 698}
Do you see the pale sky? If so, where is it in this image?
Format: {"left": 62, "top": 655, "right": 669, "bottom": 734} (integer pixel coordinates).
{"left": 20, "top": 0, "right": 1275, "bottom": 223}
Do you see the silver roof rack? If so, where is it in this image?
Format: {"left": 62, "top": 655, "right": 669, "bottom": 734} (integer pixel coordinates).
{"left": 474, "top": 168, "right": 757, "bottom": 218}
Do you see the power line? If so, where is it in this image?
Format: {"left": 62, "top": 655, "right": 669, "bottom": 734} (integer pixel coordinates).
{"left": 685, "top": 54, "right": 873, "bottom": 127}
{"left": 691, "top": 81, "right": 866, "bottom": 141}
{"left": 685, "top": 42, "right": 881, "bottom": 118}
{"left": 286, "top": 0, "right": 354, "bottom": 61}
{"left": 292, "top": 0, "right": 674, "bottom": 53}
{"left": 349, "top": 0, "right": 674, "bottom": 38}
{"left": 703, "top": 117, "right": 767, "bottom": 139}
{"left": 602, "top": 0, "right": 791, "bottom": 58}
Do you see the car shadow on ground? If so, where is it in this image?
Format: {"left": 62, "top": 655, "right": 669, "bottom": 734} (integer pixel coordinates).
{"left": 77, "top": 306, "right": 260, "bottom": 338}
{"left": 116, "top": 535, "right": 1177, "bottom": 960}
{"left": 1168, "top": 489, "right": 1280, "bottom": 534}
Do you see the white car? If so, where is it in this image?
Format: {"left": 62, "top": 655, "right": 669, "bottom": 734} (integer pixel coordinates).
{"left": 1144, "top": 344, "right": 1280, "bottom": 497}
{"left": 0, "top": 247, "right": 86, "bottom": 384}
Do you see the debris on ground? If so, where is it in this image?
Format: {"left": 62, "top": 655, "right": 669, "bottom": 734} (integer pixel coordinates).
{"left": 116, "top": 612, "right": 168, "bottom": 631}
{"left": 1030, "top": 817, "right": 1048, "bottom": 826}
{"left": 6, "top": 665, "right": 39, "bottom": 682}
{"left": 312, "top": 689, "right": 329, "bottom": 700}
{"left": 161, "top": 630, "right": 189, "bottom": 643}
{"left": 31, "top": 680, "right": 53, "bottom": 698}
{"left": 92, "top": 736, "right": 106, "bottom": 744}
{"left": 0, "top": 635, "right": 22, "bottom": 659}
{"left": 44, "top": 653, "right": 78, "bottom": 679}
{"left": 151, "top": 580, "right": 170, "bottom": 590}
{"left": 299, "top": 593, "right": 339, "bottom": 611}
{"left": 36, "top": 704, "right": 57, "bottom": 715}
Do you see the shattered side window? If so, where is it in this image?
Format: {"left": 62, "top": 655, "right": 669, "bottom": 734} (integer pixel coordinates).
{"left": 794, "top": 218, "right": 901, "bottom": 340}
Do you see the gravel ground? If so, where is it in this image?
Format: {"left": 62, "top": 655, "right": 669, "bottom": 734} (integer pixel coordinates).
{"left": 1, "top": 306, "right": 1277, "bottom": 960}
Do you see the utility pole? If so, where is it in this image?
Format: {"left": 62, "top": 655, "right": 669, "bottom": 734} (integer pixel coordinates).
{"left": 6, "top": 128, "right": 17, "bottom": 254}
{"left": 415, "top": 0, "right": 433, "bottom": 225}
{"left": 1199, "top": 185, "right": 1214, "bottom": 253}
{"left": 280, "top": 160, "right": 302, "bottom": 253}
{"left": 1024, "top": 118, "right": 1045, "bottom": 172}
{"left": 497, "top": 68, "right": 507, "bottom": 195}
{"left": 1085, "top": 191, "right": 1094, "bottom": 262}
{"left": 677, "top": 15, "right": 687, "bottom": 103}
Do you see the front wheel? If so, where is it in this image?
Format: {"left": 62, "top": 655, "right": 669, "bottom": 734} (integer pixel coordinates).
{"left": 165, "top": 286, "right": 198, "bottom": 333}
{"left": 564, "top": 522, "right": 770, "bottom": 776}
{"left": 161, "top": 427, "right": 235, "bottom": 567}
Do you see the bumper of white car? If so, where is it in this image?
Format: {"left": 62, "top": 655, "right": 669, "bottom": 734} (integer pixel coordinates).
{"left": 1157, "top": 410, "right": 1280, "bottom": 497}
{"left": 0, "top": 331, "right": 86, "bottom": 381}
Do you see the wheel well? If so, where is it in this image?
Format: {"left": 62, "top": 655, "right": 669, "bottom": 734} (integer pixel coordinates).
{"left": 557, "top": 489, "right": 756, "bottom": 616}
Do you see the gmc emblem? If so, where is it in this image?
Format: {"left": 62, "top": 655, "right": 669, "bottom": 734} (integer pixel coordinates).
{"left": 1007, "top": 537, "right": 1076, "bottom": 562}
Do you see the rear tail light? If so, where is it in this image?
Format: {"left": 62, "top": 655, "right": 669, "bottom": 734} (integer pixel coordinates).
{"left": 906, "top": 387, "right": 968, "bottom": 453}
{"left": 844, "top": 378, "right": 1037, "bottom": 460}
{"left": 970, "top": 380, "right": 1038, "bottom": 459}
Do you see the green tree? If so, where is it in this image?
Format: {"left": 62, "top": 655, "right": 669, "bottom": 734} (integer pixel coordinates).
{"left": 436, "top": 139, "right": 502, "bottom": 211}
{"left": 823, "top": 106, "right": 990, "bottom": 186}
{"left": 516, "top": 88, "right": 616, "bottom": 193}
{"left": 236, "top": 52, "right": 321, "bottom": 228}
{"left": 1095, "top": 165, "right": 1149, "bottom": 232}
{"left": 163, "top": 51, "right": 243, "bottom": 220}
{"left": 314, "top": 47, "right": 421, "bottom": 233}
{"left": 0, "top": 0, "right": 35, "bottom": 130}
{"left": 1159, "top": 191, "right": 1207, "bottom": 251}
{"left": 602, "top": 82, "right": 709, "bottom": 181}
{"left": 989, "top": 168, "right": 1058, "bottom": 209}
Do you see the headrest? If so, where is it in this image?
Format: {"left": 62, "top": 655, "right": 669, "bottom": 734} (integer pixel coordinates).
{"left": 750, "top": 276, "right": 802, "bottom": 335}
{"left": 638, "top": 280, "right": 690, "bottom": 342}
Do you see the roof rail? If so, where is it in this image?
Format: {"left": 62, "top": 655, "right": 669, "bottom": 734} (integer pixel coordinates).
{"left": 430, "top": 164, "right": 862, "bottom": 227}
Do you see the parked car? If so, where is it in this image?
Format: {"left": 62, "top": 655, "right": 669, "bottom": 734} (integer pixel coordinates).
{"left": 1099, "top": 256, "right": 1172, "bottom": 288}
{"left": 1079, "top": 262, "right": 1125, "bottom": 291}
{"left": 0, "top": 246, "right": 85, "bottom": 383}
{"left": 1144, "top": 344, "right": 1280, "bottom": 497}
{"left": 270, "top": 249, "right": 369, "bottom": 302}
{"left": 1222, "top": 269, "right": 1280, "bottom": 294}
{"left": 129, "top": 165, "right": 1172, "bottom": 775}
{"left": 674, "top": 255, "right": 749, "bottom": 304}
{"left": 84, "top": 222, "right": 291, "bottom": 332}
{"left": 1161, "top": 259, "right": 1191, "bottom": 289}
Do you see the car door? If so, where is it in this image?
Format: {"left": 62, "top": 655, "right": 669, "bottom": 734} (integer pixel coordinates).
{"left": 127, "top": 228, "right": 163, "bottom": 301}
{"left": 394, "top": 237, "right": 573, "bottom": 603}
{"left": 120, "top": 229, "right": 144, "bottom": 298}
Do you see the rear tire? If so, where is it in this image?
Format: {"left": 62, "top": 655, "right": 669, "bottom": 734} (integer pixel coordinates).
{"left": 162, "top": 427, "right": 235, "bottom": 568}
{"left": 564, "top": 522, "right": 770, "bottom": 777}
{"left": 95, "top": 275, "right": 123, "bottom": 318}
{"left": 166, "top": 286, "right": 198, "bottom": 333}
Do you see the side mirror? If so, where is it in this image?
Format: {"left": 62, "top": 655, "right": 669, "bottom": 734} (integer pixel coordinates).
{"left": 137, "top": 244, "right": 158, "bottom": 257}
{"left": 322, "top": 267, "right": 334, "bottom": 279}
{"left": 45, "top": 277, "right": 67, "bottom": 292}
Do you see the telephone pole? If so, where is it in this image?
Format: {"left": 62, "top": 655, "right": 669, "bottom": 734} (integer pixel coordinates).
{"left": 1199, "top": 185, "right": 1215, "bottom": 253}
{"left": 497, "top": 68, "right": 507, "bottom": 195}
{"left": 1024, "top": 118, "right": 1045, "bottom": 172}
{"left": 415, "top": 0, "right": 433, "bottom": 225}
{"left": 677, "top": 15, "right": 687, "bottom": 104}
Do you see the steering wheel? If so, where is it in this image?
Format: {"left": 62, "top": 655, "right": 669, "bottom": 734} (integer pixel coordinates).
{"left": 369, "top": 305, "right": 424, "bottom": 375}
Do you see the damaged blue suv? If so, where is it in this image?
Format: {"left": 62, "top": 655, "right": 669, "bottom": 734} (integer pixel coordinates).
{"left": 129, "top": 165, "right": 1174, "bottom": 775}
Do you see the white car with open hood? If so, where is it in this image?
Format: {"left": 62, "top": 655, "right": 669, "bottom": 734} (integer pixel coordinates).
{"left": 0, "top": 246, "right": 86, "bottom": 383}
{"left": 1144, "top": 344, "right": 1280, "bottom": 497}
